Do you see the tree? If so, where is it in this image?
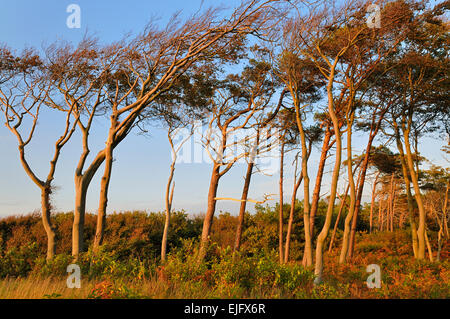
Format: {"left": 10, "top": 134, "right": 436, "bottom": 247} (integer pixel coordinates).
{"left": 0, "top": 48, "right": 79, "bottom": 260}
{"left": 422, "top": 165, "right": 450, "bottom": 261}
{"left": 290, "top": 0, "right": 372, "bottom": 282}
{"left": 197, "top": 52, "right": 278, "bottom": 261}
{"left": 275, "top": 42, "right": 323, "bottom": 265}
{"left": 380, "top": 1, "right": 449, "bottom": 259}
{"left": 234, "top": 88, "right": 286, "bottom": 252}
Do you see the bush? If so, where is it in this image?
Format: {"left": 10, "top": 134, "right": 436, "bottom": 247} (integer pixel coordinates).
{"left": 0, "top": 242, "right": 39, "bottom": 278}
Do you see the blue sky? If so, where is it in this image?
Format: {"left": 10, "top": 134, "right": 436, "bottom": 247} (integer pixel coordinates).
{"left": 0, "top": 0, "right": 448, "bottom": 218}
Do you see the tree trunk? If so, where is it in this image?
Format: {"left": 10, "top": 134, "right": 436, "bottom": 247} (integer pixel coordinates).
{"left": 425, "top": 229, "right": 433, "bottom": 262}
{"left": 388, "top": 172, "right": 395, "bottom": 232}
{"left": 93, "top": 136, "right": 114, "bottom": 251}
{"left": 378, "top": 197, "right": 383, "bottom": 231}
{"left": 328, "top": 184, "right": 350, "bottom": 253}
{"left": 339, "top": 115, "right": 356, "bottom": 264}
{"left": 278, "top": 141, "right": 285, "bottom": 264}
{"left": 198, "top": 163, "right": 221, "bottom": 261}
{"left": 161, "top": 159, "right": 176, "bottom": 262}
{"left": 369, "top": 174, "right": 379, "bottom": 234}
{"left": 309, "top": 129, "right": 332, "bottom": 240}
{"left": 41, "top": 186, "right": 56, "bottom": 260}
{"left": 72, "top": 176, "right": 88, "bottom": 260}
{"left": 234, "top": 161, "right": 254, "bottom": 252}
{"left": 394, "top": 130, "right": 419, "bottom": 257}
{"left": 403, "top": 125, "right": 426, "bottom": 259}
{"left": 348, "top": 130, "right": 377, "bottom": 258}
{"left": 314, "top": 68, "right": 342, "bottom": 284}
{"left": 284, "top": 172, "right": 303, "bottom": 263}
{"left": 296, "top": 119, "right": 312, "bottom": 267}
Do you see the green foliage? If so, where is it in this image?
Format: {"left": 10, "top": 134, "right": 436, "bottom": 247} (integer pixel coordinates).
{"left": 32, "top": 253, "right": 73, "bottom": 277}
{"left": 0, "top": 242, "right": 39, "bottom": 278}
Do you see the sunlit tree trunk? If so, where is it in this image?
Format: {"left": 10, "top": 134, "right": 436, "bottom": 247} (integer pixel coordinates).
{"left": 339, "top": 112, "right": 356, "bottom": 264}
{"left": 234, "top": 161, "right": 254, "bottom": 252}
{"left": 284, "top": 170, "right": 303, "bottom": 263}
{"left": 293, "top": 106, "right": 312, "bottom": 266}
{"left": 314, "top": 62, "right": 342, "bottom": 284}
{"left": 309, "top": 129, "right": 332, "bottom": 240}
{"left": 403, "top": 120, "right": 426, "bottom": 259}
{"left": 161, "top": 156, "right": 176, "bottom": 263}
{"left": 394, "top": 122, "right": 419, "bottom": 257}
{"left": 94, "top": 127, "right": 115, "bottom": 251}
{"left": 328, "top": 184, "right": 350, "bottom": 253}
{"left": 278, "top": 140, "right": 285, "bottom": 264}
{"left": 348, "top": 120, "right": 381, "bottom": 257}
{"left": 198, "top": 162, "right": 221, "bottom": 261}
{"left": 41, "top": 186, "right": 56, "bottom": 260}
{"left": 369, "top": 173, "right": 380, "bottom": 234}
{"left": 388, "top": 172, "right": 395, "bottom": 232}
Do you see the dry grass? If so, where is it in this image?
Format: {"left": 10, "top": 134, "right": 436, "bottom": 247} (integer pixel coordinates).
{"left": 0, "top": 276, "right": 204, "bottom": 299}
{"left": 0, "top": 277, "right": 97, "bottom": 299}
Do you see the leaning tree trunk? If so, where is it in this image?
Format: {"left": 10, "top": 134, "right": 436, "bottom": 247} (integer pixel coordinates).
{"left": 198, "top": 163, "right": 221, "bottom": 261}
{"left": 93, "top": 135, "right": 114, "bottom": 251}
{"left": 284, "top": 173, "right": 303, "bottom": 263}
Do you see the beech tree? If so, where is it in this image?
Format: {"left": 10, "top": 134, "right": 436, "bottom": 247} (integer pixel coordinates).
{"left": 289, "top": 0, "right": 371, "bottom": 282}
{"left": 0, "top": 48, "right": 79, "bottom": 260}
{"left": 197, "top": 51, "right": 278, "bottom": 261}
{"left": 378, "top": 2, "right": 449, "bottom": 259}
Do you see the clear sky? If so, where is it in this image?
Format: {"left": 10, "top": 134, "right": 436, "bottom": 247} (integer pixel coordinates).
{"left": 0, "top": 0, "right": 448, "bottom": 218}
